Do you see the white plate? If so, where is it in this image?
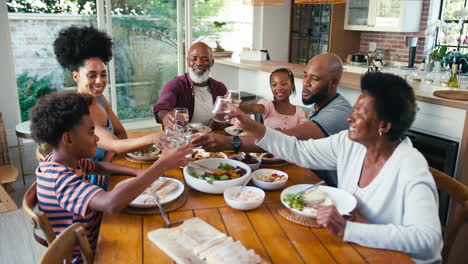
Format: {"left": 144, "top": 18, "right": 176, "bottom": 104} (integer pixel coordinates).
{"left": 115, "top": 177, "right": 184, "bottom": 208}
{"left": 127, "top": 146, "right": 160, "bottom": 161}
{"left": 225, "top": 126, "right": 248, "bottom": 136}
{"left": 280, "top": 184, "right": 357, "bottom": 218}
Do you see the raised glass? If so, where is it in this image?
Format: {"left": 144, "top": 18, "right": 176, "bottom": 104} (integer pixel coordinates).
{"left": 212, "top": 96, "right": 232, "bottom": 123}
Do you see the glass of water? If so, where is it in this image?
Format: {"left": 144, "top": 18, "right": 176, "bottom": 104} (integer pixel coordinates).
{"left": 174, "top": 107, "right": 189, "bottom": 130}
{"left": 212, "top": 96, "right": 232, "bottom": 123}
{"left": 224, "top": 90, "right": 241, "bottom": 106}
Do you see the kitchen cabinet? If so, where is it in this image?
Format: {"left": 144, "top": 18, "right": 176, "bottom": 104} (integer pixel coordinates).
{"left": 289, "top": 4, "right": 331, "bottom": 64}
{"left": 289, "top": 3, "right": 361, "bottom": 64}
{"left": 344, "top": 0, "right": 423, "bottom": 32}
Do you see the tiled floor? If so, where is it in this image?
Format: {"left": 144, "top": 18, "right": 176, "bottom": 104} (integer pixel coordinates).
{"left": 0, "top": 142, "right": 46, "bottom": 264}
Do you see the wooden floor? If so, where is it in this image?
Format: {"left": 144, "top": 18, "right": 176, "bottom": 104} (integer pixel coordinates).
{"left": 0, "top": 142, "right": 46, "bottom": 264}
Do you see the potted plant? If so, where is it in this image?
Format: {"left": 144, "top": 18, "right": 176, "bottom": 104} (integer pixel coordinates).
{"left": 432, "top": 45, "right": 447, "bottom": 72}
{"left": 213, "top": 21, "right": 227, "bottom": 52}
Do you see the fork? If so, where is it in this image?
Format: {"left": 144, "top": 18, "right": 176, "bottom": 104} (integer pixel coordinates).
{"left": 148, "top": 188, "right": 182, "bottom": 228}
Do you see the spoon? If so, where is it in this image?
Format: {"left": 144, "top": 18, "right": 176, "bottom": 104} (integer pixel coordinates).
{"left": 234, "top": 175, "right": 252, "bottom": 200}
{"left": 300, "top": 180, "right": 325, "bottom": 194}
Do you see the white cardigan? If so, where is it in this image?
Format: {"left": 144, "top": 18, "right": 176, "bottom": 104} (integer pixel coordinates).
{"left": 257, "top": 128, "right": 443, "bottom": 263}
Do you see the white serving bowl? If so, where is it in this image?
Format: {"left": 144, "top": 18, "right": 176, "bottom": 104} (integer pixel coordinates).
{"left": 183, "top": 158, "right": 251, "bottom": 194}
{"left": 230, "top": 153, "right": 261, "bottom": 171}
{"left": 223, "top": 186, "right": 265, "bottom": 211}
{"left": 251, "top": 169, "right": 288, "bottom": 190}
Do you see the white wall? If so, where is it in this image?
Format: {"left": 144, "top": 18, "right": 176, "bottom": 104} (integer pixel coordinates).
{"left": 252, "top": 1, "right": 291, "bottom": 62}
{"left": 0, "top": 3, "right": 21, "bottom": 146}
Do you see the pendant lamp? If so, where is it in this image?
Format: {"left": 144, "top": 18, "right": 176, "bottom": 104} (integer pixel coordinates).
{"left": 295, "top": 0, "right": 346, "bottom": 4}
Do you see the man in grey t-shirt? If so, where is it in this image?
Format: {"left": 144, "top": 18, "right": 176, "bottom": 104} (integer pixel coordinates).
{"left": 193, "top": 53, "right": 352, "bottom": 186}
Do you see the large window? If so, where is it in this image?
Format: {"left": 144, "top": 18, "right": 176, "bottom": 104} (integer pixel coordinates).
{"left": 437, "top": 0, "right": 468, "bottom": 53}
{"left": 7, "top": 0, "right": 253, "bottom": 123}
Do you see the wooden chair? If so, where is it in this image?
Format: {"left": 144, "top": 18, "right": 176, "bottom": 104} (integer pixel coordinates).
{"left": 0, "top": 112, "right": 19, "bottom": 212}
{"left": 22, "top": 181, "right": 56, "bottom": 246}
{"left": 429, "top": 167, "right": 468, "bottom": 261}
{"left": 39, "top": 223, "right": 93, "bottom": 264}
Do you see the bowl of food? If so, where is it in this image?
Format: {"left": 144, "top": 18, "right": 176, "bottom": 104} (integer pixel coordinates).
{"left": 223, "top": 186, "right": 265, "bottom": 211}
{"left": 251, "top": 169, "right": 288, "bottom": 190}
{"left": 225, "top": 126, "right": 248, "bottom": 136}
{"left": 281, "top": 184, "right": 357, "bottom": 218}
{"left": 230, "top": 153, "right": 261, "bottom": 171}
{"left": 251, "top": 153, "right": 285, "bottom": 164}
{"left": 183, "top": 158, "right": 251, "bottom": 194}
{"left": 192, "top": 149, "right": 228, "bottom": 160}
{"left": 187, "top": 123, "right": 211, "bottom": 135}
{"left": 127, "top": 146, "right": 160, "bottom": 161}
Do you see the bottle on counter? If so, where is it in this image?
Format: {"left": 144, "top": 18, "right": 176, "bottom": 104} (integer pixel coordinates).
{"left": 448, "top": 63, "right": 459, "bottom": 88}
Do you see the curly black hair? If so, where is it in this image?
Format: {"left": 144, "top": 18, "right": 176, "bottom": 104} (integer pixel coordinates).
{"left": 53, "top": 26, "right": 113, "bottom": 72}
{"left": 361, "top": 72, "right": 416, "bottom": 141}
{"left": 30, "top": 92, "right": 94, "bottom": 148}
{"left": 269, "top": 68, "right": 296, "bottom": 94}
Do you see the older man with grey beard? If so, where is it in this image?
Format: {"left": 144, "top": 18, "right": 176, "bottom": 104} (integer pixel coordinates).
{"left": 153, "top": 42, "right": 228, "bottom": 127}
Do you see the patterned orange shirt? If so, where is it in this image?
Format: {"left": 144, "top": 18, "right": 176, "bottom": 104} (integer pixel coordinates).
{"left": 36, "top": 155, "right": 103, "bottom": 263}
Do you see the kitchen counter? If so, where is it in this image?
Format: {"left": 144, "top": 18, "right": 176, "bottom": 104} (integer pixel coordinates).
{"left": 212, "top": 57, "right": 468, "bottom": 188}
{"left": 215, "top": 58, "right": 468, "bottom": 110}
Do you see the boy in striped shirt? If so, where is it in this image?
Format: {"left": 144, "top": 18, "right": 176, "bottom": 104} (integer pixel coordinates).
{"left": 30, "top": 92, "right": 192, "bottom": 263}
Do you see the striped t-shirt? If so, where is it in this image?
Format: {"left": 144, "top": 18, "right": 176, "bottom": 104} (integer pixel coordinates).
{"left": 36, "top": 155, "right": 103, "bottom": 263}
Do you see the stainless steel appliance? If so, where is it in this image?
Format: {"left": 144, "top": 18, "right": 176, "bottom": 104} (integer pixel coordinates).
{"left": 406, "top": 130, "right": 459, "bottom": 226}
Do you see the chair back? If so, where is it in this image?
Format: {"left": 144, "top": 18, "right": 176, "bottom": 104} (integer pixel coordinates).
{"left": 430, "top": 167, "right": 468, "bottom": 261}
{"left": 39, "top": 223, "right": 93, "bottom": 264}
{"left": 22, "top": 181, "right": 56, "bottom": 246}
{"left": 0, "top": 112, "right": 11, "bottom": 166}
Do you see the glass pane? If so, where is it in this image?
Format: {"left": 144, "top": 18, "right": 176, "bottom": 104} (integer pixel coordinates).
{"left": 442, "top": 0, "right": 465, "bottom": 20}
{"left": 347, "top": 0, "right": 369, "bottom": 26}
{"left": 460, "top": 23, "right": 468, "bottom": 54}
{"left": 437, "top": 22, "right": 462, "bottom": 46}
{"left": 6, "top": 0, "right": 97, "bottom": 121}
{"left": 193, "top": 0, "right": 253, "bottom": 54}
{"left": 375, "top": 0, "right": 400, "bottom": 27}
{"left": 110, "top": 1, "right": 183, "bottom": 121}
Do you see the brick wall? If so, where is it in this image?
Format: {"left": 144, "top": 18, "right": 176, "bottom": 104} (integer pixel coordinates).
{"left": 8, "top": 15, "right": 91, "bottom": 88}
{"left": 359, "top": 0, "right": 431, "bottom": 64}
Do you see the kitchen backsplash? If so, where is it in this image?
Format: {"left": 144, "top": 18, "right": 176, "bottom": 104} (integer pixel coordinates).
{"left": 359, "top": 0, "right": 430, "bottom": 64}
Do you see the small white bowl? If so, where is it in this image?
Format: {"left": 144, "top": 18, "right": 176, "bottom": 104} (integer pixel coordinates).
{"left": 251, "top": 169, "right": 288, "bottom": 190}
{"left": 230, "top": 154, "right": 261, "bottom": 171}
{"left": 223, "top": 186, "right": 265, "bottom": 211}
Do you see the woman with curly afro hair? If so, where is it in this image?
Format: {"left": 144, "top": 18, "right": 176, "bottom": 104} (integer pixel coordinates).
{"left": 53, "top": 26, "right": 162, "bottom": 167}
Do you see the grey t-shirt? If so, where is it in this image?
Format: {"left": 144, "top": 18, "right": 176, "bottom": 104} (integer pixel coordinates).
{"left": 308, "top": 94, "right": 352, "bottom": 136}
{"left": 307, "top": 94, "right": 352, "bottom": 186}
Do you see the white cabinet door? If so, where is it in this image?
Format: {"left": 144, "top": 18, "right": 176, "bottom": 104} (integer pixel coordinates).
{"left": 344, "top": 0, "right": 374, "bottom": 31}
{"left": 344, "top": 0, "right": 422, "bottom": 32}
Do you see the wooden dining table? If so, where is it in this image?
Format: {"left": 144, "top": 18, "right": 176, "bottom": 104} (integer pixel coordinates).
{"left": 94, "top": 131, "right": 413, "bottom": 264}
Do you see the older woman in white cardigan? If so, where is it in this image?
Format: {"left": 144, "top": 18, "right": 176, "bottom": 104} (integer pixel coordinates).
{"left": 226, "top": 72, "right": 442, "bottom": 263}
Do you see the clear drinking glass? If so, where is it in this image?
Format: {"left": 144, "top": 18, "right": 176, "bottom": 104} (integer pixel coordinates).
{"left": 174, "top": 107, "right": 189, "bottom": 130}
{"left": 224, "top": 90, "right": 241, "bottom": 106}
{"left": 165, "top": 124, "right": 185, "bottom": 148}
{"left": 212, "top": 96, "right": 232, "bottom": 123}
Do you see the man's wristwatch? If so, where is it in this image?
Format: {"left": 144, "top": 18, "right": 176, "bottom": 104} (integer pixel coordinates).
{"left": 231, "top": 136, "right": 242, "bottom": 153}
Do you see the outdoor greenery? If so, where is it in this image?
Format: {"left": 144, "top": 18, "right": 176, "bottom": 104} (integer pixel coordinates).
{"left": 17, "top": 73, "right": 55, "bottom": 122}
{"left": 8, "top": 0, "right": 228, "bottom": 120}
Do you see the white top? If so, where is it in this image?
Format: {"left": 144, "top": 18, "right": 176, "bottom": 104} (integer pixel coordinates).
{"left": 191, "top": 85, "right": 214, "bottom": 125}
{"left": 257, "top": 128, "right": 443, "bottom": 264}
